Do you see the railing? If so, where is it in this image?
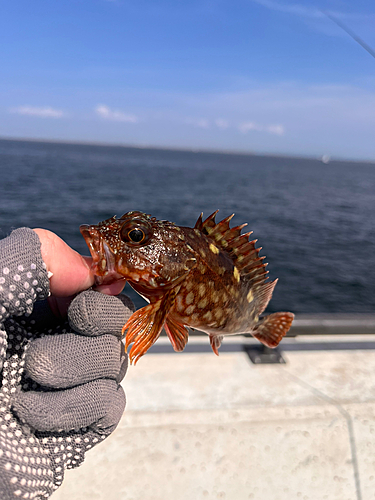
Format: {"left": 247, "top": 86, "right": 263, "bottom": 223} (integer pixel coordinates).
{"left": 286, "top": 314, "right": 375, "bottom": 336}
{"left": 151, "top": 314, "right": 375, "bottom": 364}
{"left": 246, "top": 313, "right": 375, "bottom": 363}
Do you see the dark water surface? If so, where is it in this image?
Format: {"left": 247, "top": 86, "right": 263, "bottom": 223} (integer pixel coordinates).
{"left": 0, "top": 138, "right": 374, "bottom": 313}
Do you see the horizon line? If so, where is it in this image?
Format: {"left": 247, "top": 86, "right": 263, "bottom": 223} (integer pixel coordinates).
{"left": 1, "top": 135, "right": 374, "bottom": 165}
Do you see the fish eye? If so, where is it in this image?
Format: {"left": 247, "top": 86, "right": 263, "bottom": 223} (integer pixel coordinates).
{"left": 120, "top": 222, "right": 150, "bottom": 245}
{"left": 128, "top": 228, "right": 145, "bottom": 243}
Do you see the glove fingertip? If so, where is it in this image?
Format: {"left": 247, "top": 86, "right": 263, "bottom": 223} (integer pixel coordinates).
{"left": 117, "top": 344, "right": 128, "bottom": 384}
{"left": 91, "top": 384, "right": 126, "bottom": 435}
{"left": 12, "top": 379, "right": 126, "bottom": 433}
{"left": 68, "top": 290, "right": 135, "bottom": 337}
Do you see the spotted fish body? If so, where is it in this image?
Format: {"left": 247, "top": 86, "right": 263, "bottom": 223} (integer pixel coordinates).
{"left": 80, "top": 211, "right": 294, "bottom": 364}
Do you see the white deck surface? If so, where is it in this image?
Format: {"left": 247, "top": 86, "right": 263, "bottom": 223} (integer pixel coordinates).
{"left": 51, "top": 335, "right": 375, "bottom": 500}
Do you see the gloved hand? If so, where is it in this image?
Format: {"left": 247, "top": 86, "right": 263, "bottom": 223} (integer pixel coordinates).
{"left": 0, "top": 290, "right": 134, "bottom": 500}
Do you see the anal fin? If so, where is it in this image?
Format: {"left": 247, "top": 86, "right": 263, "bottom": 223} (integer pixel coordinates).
{"left": 252, "top": 312, "right": 294, "bottom": 348}
{"left": 209, "top": 334, "right": 224, "bottom": 356}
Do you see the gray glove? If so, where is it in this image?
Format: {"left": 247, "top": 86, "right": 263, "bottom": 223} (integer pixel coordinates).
{"left": 0, "top": 290, "right": 134, "bottom": 499}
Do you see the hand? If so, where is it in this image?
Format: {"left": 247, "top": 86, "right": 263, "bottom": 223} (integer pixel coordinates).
{"left": 33, "top": 228, "right": 126, "bottom": 316}
{"left": 0, "top": 290, "right": 134, "bottom": 500}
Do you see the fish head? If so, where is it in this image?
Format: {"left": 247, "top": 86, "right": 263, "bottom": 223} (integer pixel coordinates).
{"left": 80, "top": 211, "right": 197, "bottom": 295}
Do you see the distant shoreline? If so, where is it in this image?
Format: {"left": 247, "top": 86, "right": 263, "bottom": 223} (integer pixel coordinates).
{"left": 1, "top": 135, "right": 374, "bottom": 165}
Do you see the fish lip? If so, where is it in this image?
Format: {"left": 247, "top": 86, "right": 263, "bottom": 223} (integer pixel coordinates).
{"left": 80, "top": 224, "right": 102, "bottom": 268}
{"left": 80, "top": 224, "right": 123, "bottom": 285}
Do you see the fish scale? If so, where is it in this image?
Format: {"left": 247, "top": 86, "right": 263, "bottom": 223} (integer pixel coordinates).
{"left": 80, "top": 210, "right": 294, "bottom": 364}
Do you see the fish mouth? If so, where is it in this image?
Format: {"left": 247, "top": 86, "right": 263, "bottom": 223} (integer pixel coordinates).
{"left": 80, "top": 224, "right": 124, "bottom": 286}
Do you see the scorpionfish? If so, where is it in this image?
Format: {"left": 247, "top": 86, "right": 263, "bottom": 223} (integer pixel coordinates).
{"left": 80, "top": 211, "right": 294, "bottom": 364}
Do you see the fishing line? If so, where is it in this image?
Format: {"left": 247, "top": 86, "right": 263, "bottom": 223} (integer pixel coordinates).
{"left": 323, "top": 11, "right": 375, "bottom": 60}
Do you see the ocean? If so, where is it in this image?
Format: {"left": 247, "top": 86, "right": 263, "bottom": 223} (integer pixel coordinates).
{"left": 0, "top": 138, "right": 374, "bottom": 314}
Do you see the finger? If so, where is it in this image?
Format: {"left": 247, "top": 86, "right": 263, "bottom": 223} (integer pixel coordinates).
{"left": 24, "top": 333, "right": 127, "bottom": 389}
{"left": 33, "top": 229, "right": 95, "bottom": 296}
{"left": 12, "top": 379, "right": 126, "bottom": 433}
{"left": 47, "top": 279, "right": 128, "bottom": 319}
{"left": 95, "top": 278, "right": 127, "bottom": 295}
{"left": 68, "top": 290, "right": 135, "bottom": 338}
{"left": 47, "top": 295, "right": 75, "bottom": 319}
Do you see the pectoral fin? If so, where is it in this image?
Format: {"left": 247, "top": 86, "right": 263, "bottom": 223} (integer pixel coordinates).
{"left": 123, "top": 288, "right": 178, "bottom": 364}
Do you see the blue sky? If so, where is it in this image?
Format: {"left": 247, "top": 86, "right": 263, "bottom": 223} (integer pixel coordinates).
{"left": 1, "top": 0, "right": 375, "bottom": 159}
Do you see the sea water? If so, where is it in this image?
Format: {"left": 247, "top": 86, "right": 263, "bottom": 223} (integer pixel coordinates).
{"left": 0, "top": 138, "right": 374, "bottom": 314}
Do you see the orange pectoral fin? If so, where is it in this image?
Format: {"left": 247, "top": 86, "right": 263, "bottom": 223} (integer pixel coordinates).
{"left": 164, "top": 316, "right": 189, "bottom": 352}
{"left": 252, "top": 312, "right": 294, "bottom": 348}
{"left": 123, "top": 288, "right": 179, "bottom": 364}
{"left": 123, "top": 305, "right": 163, "bottom": 365}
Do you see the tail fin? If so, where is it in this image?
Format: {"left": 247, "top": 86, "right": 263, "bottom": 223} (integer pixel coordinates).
{"left": 252, "top": 312, "right": 294, "bottom": 348}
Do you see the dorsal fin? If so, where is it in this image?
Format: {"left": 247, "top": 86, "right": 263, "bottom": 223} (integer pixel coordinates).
{"left": 254, "top": 279, "right": 278, "bottom": 315}
{"left": 194, "top": 210, "right": 219, "bottom": 231}
{"left": 195, "top": 211, "right": 269, "bottom": 285}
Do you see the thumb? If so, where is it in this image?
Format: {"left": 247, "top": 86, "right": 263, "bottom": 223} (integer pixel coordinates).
{"left": 33, "top": 229, "right": 94, "bottom": 296}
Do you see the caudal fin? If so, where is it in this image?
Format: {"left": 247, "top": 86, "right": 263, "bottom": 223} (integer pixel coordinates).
{"left": 252, "top": 312, "right": 294, "bottom": 348}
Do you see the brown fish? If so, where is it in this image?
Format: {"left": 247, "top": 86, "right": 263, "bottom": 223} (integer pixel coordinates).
{"left": 80, "top": 211, "right": 294, "bottom": 364}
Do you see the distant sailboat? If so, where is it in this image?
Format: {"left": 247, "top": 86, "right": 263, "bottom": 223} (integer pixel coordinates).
{"left": 321, "top": 154, "right": 331, "bottom": 164}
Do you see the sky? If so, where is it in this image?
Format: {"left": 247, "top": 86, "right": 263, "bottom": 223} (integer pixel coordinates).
{"left": 1, "top": 0, "right": 375, "bottom": 160}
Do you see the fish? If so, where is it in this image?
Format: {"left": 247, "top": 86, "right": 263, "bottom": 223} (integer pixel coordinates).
{"left": 80, "top": 211, "right": 294, "bottom": 364}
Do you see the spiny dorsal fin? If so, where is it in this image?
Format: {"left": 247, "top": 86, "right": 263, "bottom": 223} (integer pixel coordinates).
{"left": 196, "top": 211, "right": 269, "bottom": 284}
{"left": 194, "top": 210, "right": 219, "bottom": 231}
{"left": 194, "top": 212, "right": 204, "bottom": 229}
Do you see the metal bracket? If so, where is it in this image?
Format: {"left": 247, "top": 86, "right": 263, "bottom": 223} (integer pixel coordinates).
{"left": 243, "top": 345, "right": 286, "bottom": 364}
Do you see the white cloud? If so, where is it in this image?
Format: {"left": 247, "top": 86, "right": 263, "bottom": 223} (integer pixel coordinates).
{"left": 238, "top": 121, "right": 260, "bottom": 133}
{"left": 267, "top": 124, "right": 285, "bottom": 135}
{"left": 185, "top": 116, "right": 285, "bottom": 136}
{"left": 251, "top": 0, "right": 323, "bottom": 19}
{"left": 215, "top": 118, "right": 229, "bottom": 129}
{"left": 96, "top": 105, "right": 138, "bottom": 123}
{"left": 5, "top": 81, "right": 375, "bottom": 159}
{"left": 238, "top": 121, "right": 285, "bottom": 135}
{"left": 185, "top": 117, "right": 210, "bottom": 129}
{"left": 250, "top": 0, "right": 375, "bottom": 21}
{"left": 10, "top": 106, "right": 65, "bottom": 118}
